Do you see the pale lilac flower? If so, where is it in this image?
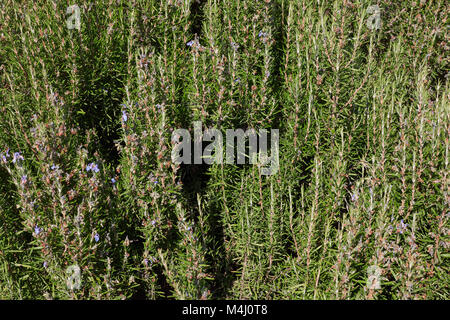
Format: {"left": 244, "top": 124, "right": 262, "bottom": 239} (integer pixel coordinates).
{"left": 187, "top": 40, "right": 195, "bottom": 47}
{"left": 34, "top": 225, "right": 41, "bottom": 235}
{"left": 94, "top": 233, "right": 100, "bottom": 242}
{"left": 12, "top": 152, "right": 24, "bottom": 164}
{"left": 397, "top": 219, "right": 408, "bottom": 234}
{"left": 122, "top": 110, "right": 128, "bottom": 122}
{"left": 258, "top": 31, "right": 267, "bottom": 38}
{"left": 86, "top": 162, "right": 99, "bottom": 173}
{"left": 21, "top": 175, "right": 27, "bottom": 185}
{"left": 111, "top": 178, "right": 116, "bottom": 184}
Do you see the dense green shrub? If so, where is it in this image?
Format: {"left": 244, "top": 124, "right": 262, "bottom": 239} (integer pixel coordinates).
{"left": 0, "top": 0, "right": 448, "bottom": 299}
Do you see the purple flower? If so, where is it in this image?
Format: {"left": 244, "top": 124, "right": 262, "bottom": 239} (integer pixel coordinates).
{"left": 21, "top": 175, "right": 27, "bottom": 185}
{"left": 151, "top": 220, "right": 156, "bottom": 226}
{"left": 258, "top": 31, "right": 267, "bottom": 38}
{"left": 122, "top": 110, "right": 128, "bottom": 122}
{"left": 34, "top": 225, "right": 41, "bottom": 235}
{"left": 94, "top": 233, "right": 100, "bottom": 242}
{"left": 12, "top": 152, "right": 24, "bottom": 164}
{"left": 111, "top": 178, "right": 116, "bottom": 184}
{"left": 43, "top": 261, "right": 48, "bottom": 268}
{"left": 397, "top": 219, "right": 409, "bottom": 234}
{"left": 51, "top": 164, "right": 59, "bottom": 170}
{"left": 86, "top": 162, "right": 99, "bottom": 173}
{"left": 187, "top": 40, "right": 195, "bottom": 47}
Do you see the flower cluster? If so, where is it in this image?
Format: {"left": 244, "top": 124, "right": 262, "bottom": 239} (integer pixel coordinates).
{"left": 86, "top": 162, "right": 100, "bottom": 173}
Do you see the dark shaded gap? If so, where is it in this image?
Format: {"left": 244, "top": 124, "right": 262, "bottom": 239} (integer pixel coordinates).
{"left": 267, "top": 0, "right": 285, "bottom": 131}
{"left": 189, "top": 0, "right": 207, "bottom": 40}
{"left": 70, "top": 3, "right": 128, "bottom": 166}
{"left": 205, "top": 196, "right": 237, "bottom": 299}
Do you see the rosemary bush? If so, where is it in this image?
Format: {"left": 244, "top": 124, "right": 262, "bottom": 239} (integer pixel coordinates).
{"left": 0, "top": 0, "right": 448, "bottom": 299}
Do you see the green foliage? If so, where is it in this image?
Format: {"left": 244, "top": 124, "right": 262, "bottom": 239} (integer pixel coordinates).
{"left": 0, "top": 0, "right": 448, "bottom": 299}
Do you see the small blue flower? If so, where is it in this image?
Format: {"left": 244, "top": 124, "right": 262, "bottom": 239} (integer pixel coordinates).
{"left": 34, "top": 225, "right": 41, "bottom": 235}
{"left": 111, "top": 178, "right": 116, "bottom": 184}
{"left": 187, "top": 40, "right": 195, "bottom": 47}
{"left": 43, "top": 261, "right": 48, "bottom": 268}
{"left": 86, "top": 162, "right": 99, "bottom": 173}
{"left": 51, "top": 164, "right": 59, "bottom": 170}
{"left": 21, "top": 175, "right": 27, "bottom": 185}
{"left": 12, "top": 152, "right": 24, "bottom": 164}
{"left": 398, "top": 219, "right": 409, "bottom": 234}
{"left": 94, "top": 233, "right": 100, "bottom": 242}
{"left": 122, "top": 110, "right": 128, "bottom": 122}
{"left": 151, "top": 220, "right": 156, "bottom": 226}
{"left": 258, "top": 31, "right": 267, "bottom": 38}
